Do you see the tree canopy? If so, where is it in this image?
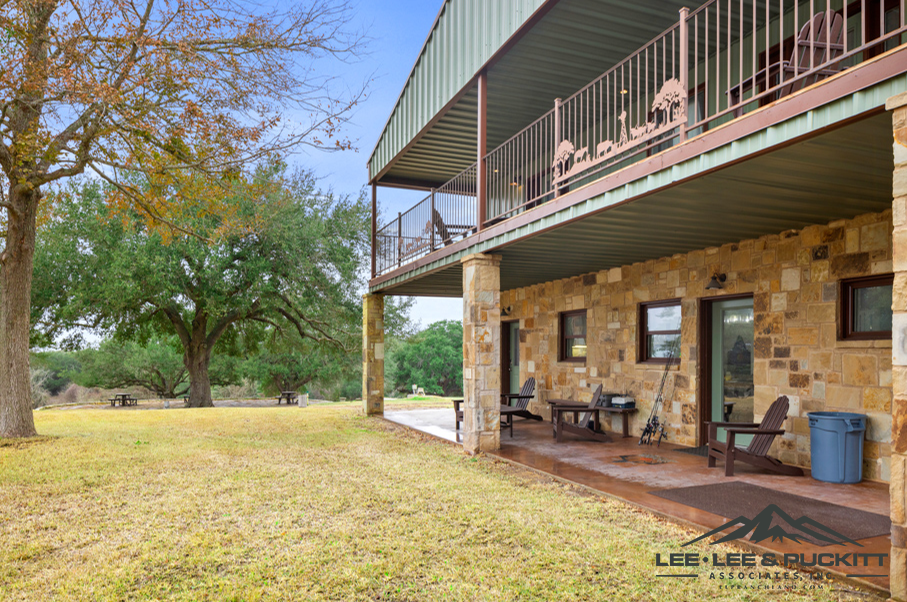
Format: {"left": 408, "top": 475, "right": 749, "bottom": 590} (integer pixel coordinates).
{"left": 392, "top": 321, "right": 463, "bottom": 397}
{"left": 0, "top": 0, "right": 367, "bottom": 437}
{"left": 33, "top": 166, "right": 368, "bottom": 406}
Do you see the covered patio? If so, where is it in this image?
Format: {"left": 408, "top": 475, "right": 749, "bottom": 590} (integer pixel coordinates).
{"left": 387, "top": 406, "right": 891, "bottom": 594}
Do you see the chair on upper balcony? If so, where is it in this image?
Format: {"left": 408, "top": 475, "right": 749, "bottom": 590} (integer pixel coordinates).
{"left": 706, "top": 395, "right": 804, "bottom": 477}
{"left": 728, "top": 10, "right": 845, "bottom": 114}
{"left": 431, "top": 209, "right": 476, "bottom": 248}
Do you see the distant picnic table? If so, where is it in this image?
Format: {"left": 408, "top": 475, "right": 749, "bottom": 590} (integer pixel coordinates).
{"left": 277, "top": 391, "right": 298, "bottom": 405}
{"left": 109, "top": 393, "right": 138, "bottom": 407}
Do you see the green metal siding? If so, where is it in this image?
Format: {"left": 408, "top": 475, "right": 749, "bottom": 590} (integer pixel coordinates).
{"left": 368, "top": 0, "right": 547, "bottom": 182}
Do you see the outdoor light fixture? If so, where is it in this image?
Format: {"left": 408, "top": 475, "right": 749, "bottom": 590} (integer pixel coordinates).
{"left": 620, "top": 88, "right": 628, "bottom": 95}
{"left": 705, "top": 273, "right": 727, "bottom": 290}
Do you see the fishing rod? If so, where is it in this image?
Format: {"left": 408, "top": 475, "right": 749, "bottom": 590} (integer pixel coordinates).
{"left": 639, "top": 339, "right": 678, "bottom": 446}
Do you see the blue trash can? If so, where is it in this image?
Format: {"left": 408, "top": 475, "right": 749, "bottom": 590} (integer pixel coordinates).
{"left": 807, "top": 412, "right": 866, "bottom": 484}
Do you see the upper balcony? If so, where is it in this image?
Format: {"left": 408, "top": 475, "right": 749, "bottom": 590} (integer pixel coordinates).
{"left": 369, "top": 0, "right": 907, "bottom": 289}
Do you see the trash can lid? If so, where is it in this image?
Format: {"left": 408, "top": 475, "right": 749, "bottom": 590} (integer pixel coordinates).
{"left": 807, "top": 411, "right": 867, "bottom": 420}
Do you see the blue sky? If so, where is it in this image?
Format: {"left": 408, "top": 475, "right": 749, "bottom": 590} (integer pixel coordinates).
{"left": 292, "top": 0, "right": 462, "bottom": 328}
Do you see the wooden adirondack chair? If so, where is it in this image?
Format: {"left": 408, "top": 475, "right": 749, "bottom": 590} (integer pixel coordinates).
{"left": 453, "top": 377, "right": 540, "bottom": 436}
{"left": 500, "top": 377, "right": 540, "bottom": 437}
{"left": 729, "top": 10, "right": 845, "bottom": 112}
{"left": 431, "top": 208, "right": 476, "bottom": 248}
{"left": 551, "top": 385, "right": 612, "bottom": 443}
{"left": 706, "top": 395, "right": 804, "bottom": 477}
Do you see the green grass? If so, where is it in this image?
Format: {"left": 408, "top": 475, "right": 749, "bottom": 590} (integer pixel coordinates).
{"left": 0, "top": 405, "right": 882, "bottom": 601}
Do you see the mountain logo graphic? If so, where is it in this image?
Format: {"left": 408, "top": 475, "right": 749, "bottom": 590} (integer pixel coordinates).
{"left": 681, "top": 504, "right": 863, "bottom": 547}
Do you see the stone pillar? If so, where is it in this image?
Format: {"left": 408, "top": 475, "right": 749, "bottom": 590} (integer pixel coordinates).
{"left": 461, "top": 253, "right": 502, "bottom": 453}
{"left": 889, "top": 90, "right": 907, "bottom": 601}
{"left": 362, "top": 293, "right": 385, "bottom": 416}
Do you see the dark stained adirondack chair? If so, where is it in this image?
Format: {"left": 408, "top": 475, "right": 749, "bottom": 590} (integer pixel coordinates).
{"left": 453, "top": 378, "right": 540, "bottom": 436}
{"left": 551, "top": 385, "right": 612, "bottom": 443}
{"left": 453, "top": 398, "right": 464, "bottom": 431}
{"left": 500, "top": 377, "right": 540, "bottom": 437}
{"left": 432, "top": 208, "right": 477, "bottom": 248}
{"left": 706, "top": 395, "right": 804, "bottom": 477}
{"left": 729, "top": 10, "right": 844, "bottom": 112}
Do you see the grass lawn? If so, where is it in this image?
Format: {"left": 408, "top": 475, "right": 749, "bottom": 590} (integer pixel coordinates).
{"left": 0, "top": 403, "right": 882, "bottom": 601}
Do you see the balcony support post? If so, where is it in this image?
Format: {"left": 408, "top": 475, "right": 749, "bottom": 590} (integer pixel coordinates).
{"left": 477, "top": 70, "right": 488, "bottom": 231}
{"left": 679, "top": 7, "right": 690, "bottom": 143}
{"left": 888, "top": 89, "right": 907, "bottom": 602}
{"left": 461, "top": 253, "right": 502, "bottom": 453}
{"left": 371, "top": 183, "right": 377, "bottom": 279}
{"left": 554, "top": 97, "right": 562, "bottom": 198}
{"left": 362, "top": 293, "right": 385, "bottom": 417}
{"left": 430, "top": 188, "right": 437, "bottom": 251}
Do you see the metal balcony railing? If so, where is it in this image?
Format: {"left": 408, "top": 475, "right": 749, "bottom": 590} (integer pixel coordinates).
{"left": 373, "top": 0, "right": 907, "bottom": 277}
{"left": 375, "top": 165, "right": 477, "bottom": 276}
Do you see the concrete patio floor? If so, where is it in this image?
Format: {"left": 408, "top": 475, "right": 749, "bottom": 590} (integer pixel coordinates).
{"left": 386, "top": 407, "right": 892, "bottom": 594}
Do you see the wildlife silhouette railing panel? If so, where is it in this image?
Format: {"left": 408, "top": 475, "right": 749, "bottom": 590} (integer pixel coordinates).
{"left": 480, "top": 0, "right": 906, "bottom": 227}
{"left": 374, "top": 165, "right": 477, "bottom": 276}
{"left": 374, "top": 0, "right": 906, "bottom": 276}
{"left": 484, "top": 23, "right": 685, "bottom": 226}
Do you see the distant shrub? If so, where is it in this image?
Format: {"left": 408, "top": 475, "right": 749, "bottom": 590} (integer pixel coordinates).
{"left": 30, "top": 369, "right": 51, "bottom": 408}
{"left": 213, "top": 378, "right": 260, "bottom": 400}
{"left": 337, "top": 379, "right": 361, "bottom": 401}
{"left": 60, "top": 383, "right": 80, "bottom": 404}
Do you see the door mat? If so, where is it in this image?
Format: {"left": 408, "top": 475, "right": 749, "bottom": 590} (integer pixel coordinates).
{"left": 612, "top": 454, "right": 671, "bottom": 465}
{"left": 650, "top": 481, "right": 889, "bottom": 546}
{"left": 675, "top": 445, "right": 709, "bottom": 457}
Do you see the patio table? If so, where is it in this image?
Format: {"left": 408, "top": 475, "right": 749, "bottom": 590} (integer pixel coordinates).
{"left": 547, "top": 399, "right": 637, "bottom": 438}
{"left": 277, "top": 391, "right": 298, "bottom": 405}
{"left": 108, "top": 393, "right": 137, "bottom": 407}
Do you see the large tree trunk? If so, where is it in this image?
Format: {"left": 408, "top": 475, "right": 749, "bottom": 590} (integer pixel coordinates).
{"left": 185, "top": 338, "right": 213, "bottom": 408}
{"left": 0, "top": 186, "right": 39, "bottom": 438}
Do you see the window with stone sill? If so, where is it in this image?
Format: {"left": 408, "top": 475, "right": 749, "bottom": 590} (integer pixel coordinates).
{"left": 638, "top": 299, "right": 682, "bottom": 363}
{"left": 559, "top": 310, "right": 587, "bottom": 362}
{"left": 839, "top": 274, "right": 893, "bottom": 341}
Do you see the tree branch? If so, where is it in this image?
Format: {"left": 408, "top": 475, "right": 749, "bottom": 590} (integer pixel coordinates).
{"left": 162, "top": 306, "right": 191, "bottom": 349}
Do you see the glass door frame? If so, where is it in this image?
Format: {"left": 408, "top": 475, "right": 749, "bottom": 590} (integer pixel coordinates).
{"left": 697, "top": 293, "right": 754, "bottom": 446}
{"left": 501, "top": 320, "right": 521, "bottom": 398}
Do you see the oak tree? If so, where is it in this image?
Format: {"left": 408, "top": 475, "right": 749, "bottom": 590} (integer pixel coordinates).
{"left": 0, "top": 0, "right": 364, "bottom": 435}
{"left": 33, "top": 168, "right": 367, "bottom": 406}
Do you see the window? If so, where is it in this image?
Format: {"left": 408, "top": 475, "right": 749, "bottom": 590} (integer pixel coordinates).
{"left": 559, "top": 310, "right": 587, "bottom": 362}
{"left": 840, "top": 274, "right": 893, "bottom": 340}
{"left": 639, "top": 300, "right": 682, "bottom": 363}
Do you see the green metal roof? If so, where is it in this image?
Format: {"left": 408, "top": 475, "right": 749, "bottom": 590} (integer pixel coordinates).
{"left": 368, "top": 0, "right": 550, "bottom": 185}
{"left": 370, "top": 0, "right": 695, "bottom": 188}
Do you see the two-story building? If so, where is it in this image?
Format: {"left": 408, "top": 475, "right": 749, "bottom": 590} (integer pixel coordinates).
{"left": 362, "top": 0, "right": 907, "bottom": 595}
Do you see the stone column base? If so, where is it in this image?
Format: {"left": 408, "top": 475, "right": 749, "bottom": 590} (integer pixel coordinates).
{"left": 888, "top": 90, "right": 907, "bottom": 601}
{"left": 461, "top": 253, "right": 502, "bottom": 453}
{"left": 362, "top": 293, "right": 385, "bottom": 416}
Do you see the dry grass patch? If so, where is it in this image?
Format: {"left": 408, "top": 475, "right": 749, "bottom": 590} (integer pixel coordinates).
{"left": 0, "top": 405, "right": 883, "bottom": 601}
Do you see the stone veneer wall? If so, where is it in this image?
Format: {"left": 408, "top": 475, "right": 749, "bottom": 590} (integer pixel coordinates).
{"left": 362, "top": 294, "right": 385, "bottom": 416}
{"left": 501, "top": 210, "right": 894, "bottom": 481}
